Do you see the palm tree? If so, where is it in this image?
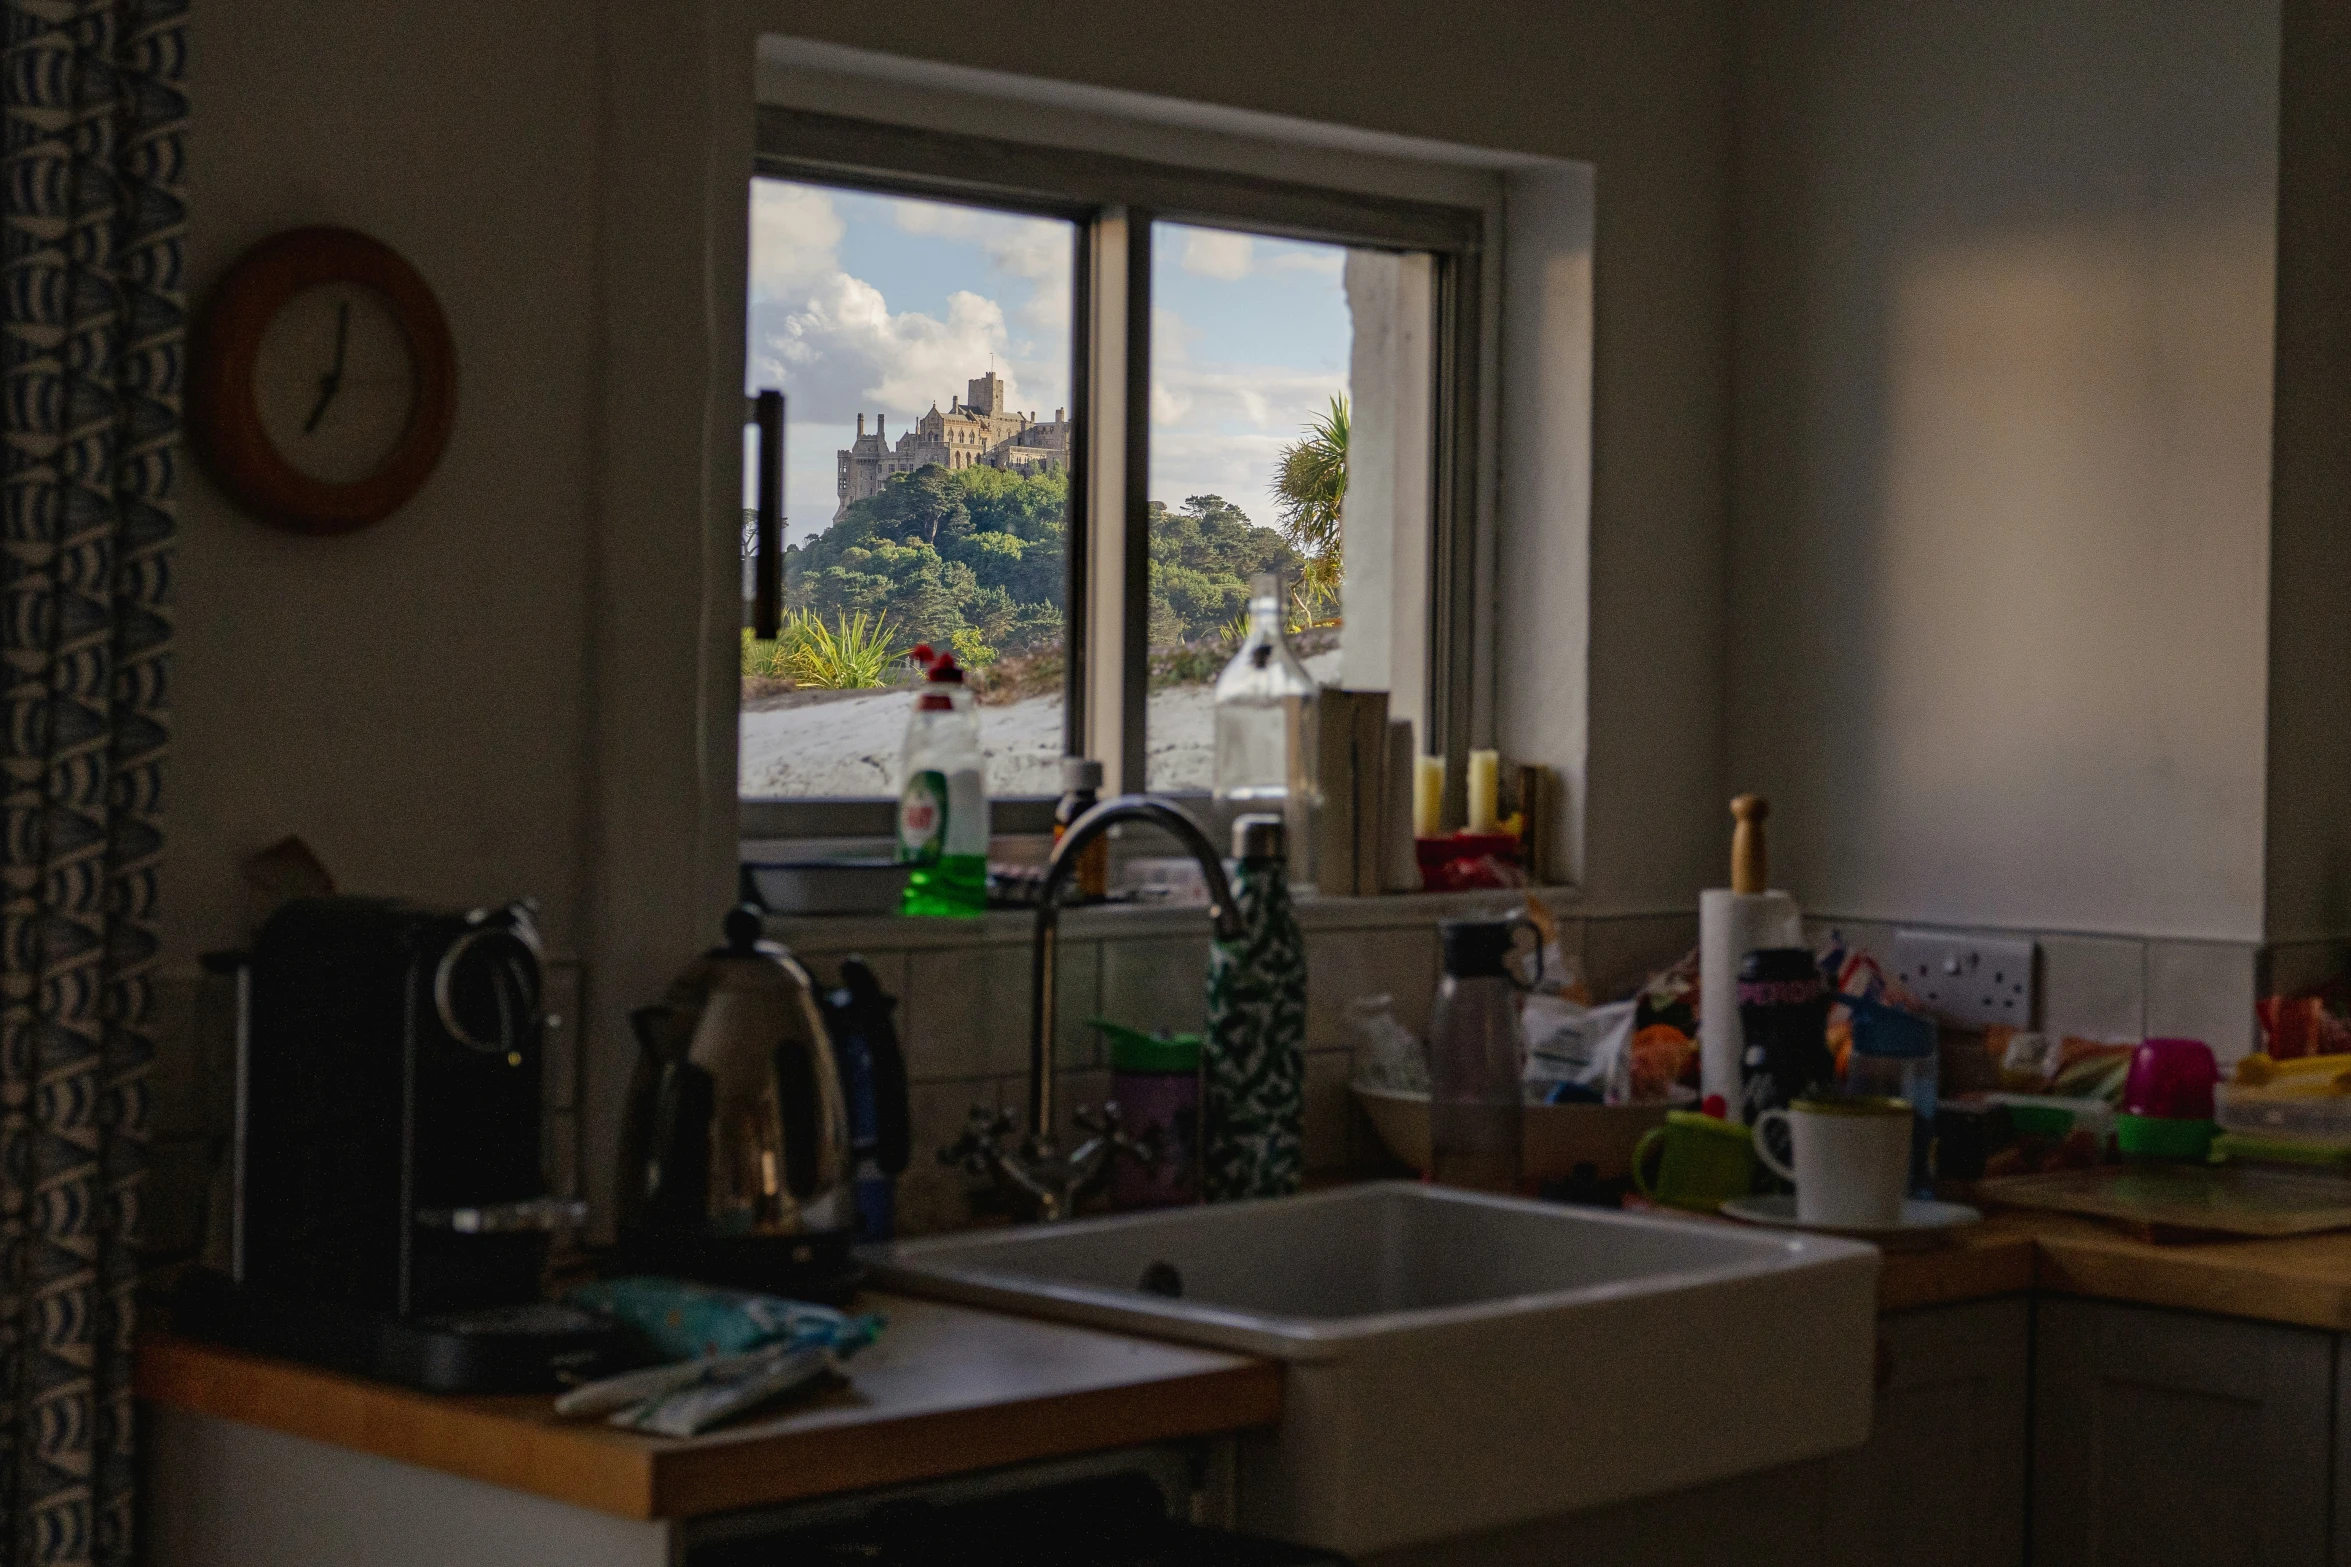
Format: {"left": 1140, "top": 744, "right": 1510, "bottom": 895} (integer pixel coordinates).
{"left": 1273, "top": 395, "right": 1347, "bottom": 617}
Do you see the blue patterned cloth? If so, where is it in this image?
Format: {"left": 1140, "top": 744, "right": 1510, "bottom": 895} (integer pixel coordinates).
{"left": 0, "top": 1, "right": 184, "bottom": 1562}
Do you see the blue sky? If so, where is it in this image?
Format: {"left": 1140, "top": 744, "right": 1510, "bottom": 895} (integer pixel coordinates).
{"left": 744, "top": 179, "right": 1350, "bottom": 547}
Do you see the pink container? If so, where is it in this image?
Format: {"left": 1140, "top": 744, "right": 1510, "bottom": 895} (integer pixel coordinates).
{"left": 2124, "top": 1037, "right": 2219, "bottom": 1120}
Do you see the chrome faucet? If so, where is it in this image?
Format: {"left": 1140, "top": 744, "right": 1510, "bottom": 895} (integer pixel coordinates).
{"left": 941, "top": 794, "right": 1246, "bottom": 1221}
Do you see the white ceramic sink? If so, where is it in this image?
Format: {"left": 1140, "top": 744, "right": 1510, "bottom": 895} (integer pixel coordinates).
{"left": 872, "top": 1182, "right": 1881, "bottom": 1555}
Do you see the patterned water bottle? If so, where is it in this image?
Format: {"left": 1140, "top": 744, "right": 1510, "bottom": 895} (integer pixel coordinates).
{"left": 1203, "top": 814, "right": 1307, "bottom": 1201}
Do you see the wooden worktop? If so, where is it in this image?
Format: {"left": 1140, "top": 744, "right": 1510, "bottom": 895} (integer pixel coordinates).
{"left": 1875, "top": 1209, "right": 2351, "bottom": 1331}
{"left": 135, "top": 1291, "right": 1281, "bottom": 1522}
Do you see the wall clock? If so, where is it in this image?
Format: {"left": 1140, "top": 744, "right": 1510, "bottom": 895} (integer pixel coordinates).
{"left": 192, "top": 226, "right": 457, "bottom": 535}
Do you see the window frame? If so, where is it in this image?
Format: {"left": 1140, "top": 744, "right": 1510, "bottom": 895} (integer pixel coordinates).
{"left": 741, "top": 107, "right": 1488, "bottom": 848}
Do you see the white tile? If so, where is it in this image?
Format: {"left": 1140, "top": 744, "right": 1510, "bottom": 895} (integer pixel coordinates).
{"left": 897, "top": 1077, "right": 1000, "bottom": 1237}
{"left": 902, "top": 943, "right": 1027, "bottom": 1081}
{"left": 2039, "top": 935, "right": 2145, "bottom": 1042}
{"left": 1306, "top": 924, "right": 1442, "bottom": 1048}
{"left": 1303, "top": 1049, "right": 1355, "bottom": 1173}
{"left": 2145, "top": 940, "right": 2261, "bottom": 1063}
{"left": 1583, "top": 913, "right": 1700, "bottom": 1001}
{"left": 1099, "top": 935, "right": 1214, "bottom": 1037}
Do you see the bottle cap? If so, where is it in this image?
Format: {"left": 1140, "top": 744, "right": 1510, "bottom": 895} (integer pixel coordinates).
{"left": 1061, "top": 757, "right": 1104, "bottom": 792}
{"left": 1232, "top": 814, "right": 1286, "bottom": 861}
{"left": 911, "top": 643, "right": 964, "bottom": 684}
{"left": 1439, "top": 916, "right": 1518, "bottom": 978}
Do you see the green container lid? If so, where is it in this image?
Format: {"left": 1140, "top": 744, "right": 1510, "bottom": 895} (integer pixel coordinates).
{"left": 2115, "top": 1112, "right": 2217, "bottom": 1161}
{"left": 1093, "top": 1019, "right": 1202, "bottom": 1073}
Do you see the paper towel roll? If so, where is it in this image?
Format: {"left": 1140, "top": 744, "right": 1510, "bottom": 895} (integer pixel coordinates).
{"left": 1699, "top": 888, "right": 1803, "bottom": 1110}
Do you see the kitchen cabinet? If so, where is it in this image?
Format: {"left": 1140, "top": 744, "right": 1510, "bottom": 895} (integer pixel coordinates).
{"left": 2034, "top": 1298, "right": 2333, "bottom": 1567}
{"left": 1821, "top": 1296, "right": 2030, "bottom": 1567}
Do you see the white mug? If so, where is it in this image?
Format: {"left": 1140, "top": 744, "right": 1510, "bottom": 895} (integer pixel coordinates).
{"left": 1752, "top": 1097, "right": 1912, "bottom": 1228}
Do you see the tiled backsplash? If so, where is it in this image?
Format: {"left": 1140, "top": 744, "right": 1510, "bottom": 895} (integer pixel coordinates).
{"left": 134, "top": 897, "right": 2295, "bottom": 1263}
{"left": 1802, "top": 916, "right": 2263, "bottom": 1060}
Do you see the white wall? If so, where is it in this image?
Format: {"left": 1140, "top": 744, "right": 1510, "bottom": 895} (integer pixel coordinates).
{"left": 174, "top": 1, "right": 601, "bottom": 960}
{"left": 165, "top": 0, "right": 1742, "bottom": 1228}
{"left": 1730, "top": 0, "right": 2283, "bottom": 942}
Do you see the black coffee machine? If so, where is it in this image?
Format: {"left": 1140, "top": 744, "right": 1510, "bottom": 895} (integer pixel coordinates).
{"left": 178, "top": 897, "right": 628, "bottom": 1391}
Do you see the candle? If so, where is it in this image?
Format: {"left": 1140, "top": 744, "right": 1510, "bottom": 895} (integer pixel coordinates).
{"left": 1467, "top": 749, "right": 1500, "bottom": 834}
{"left": 1413, "top": 754, "right": 1445, "bottom": 838}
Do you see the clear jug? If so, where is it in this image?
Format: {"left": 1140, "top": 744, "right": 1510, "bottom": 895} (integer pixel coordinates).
{"left": 1427, "top": 915, "right": 1540, "bottom": 1192}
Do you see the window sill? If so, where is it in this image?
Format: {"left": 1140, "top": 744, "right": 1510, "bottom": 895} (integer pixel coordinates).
{"left": 761, "top": 883, "right": 1579, "bottom": 953}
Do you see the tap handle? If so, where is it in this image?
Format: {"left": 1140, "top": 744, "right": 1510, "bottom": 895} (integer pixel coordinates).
{"left": 938, "top": 1103, "right": 1015, "bottom": 1175}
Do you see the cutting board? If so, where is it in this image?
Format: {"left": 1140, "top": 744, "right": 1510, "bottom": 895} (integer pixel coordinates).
{"left": 1976, "top": 1165, "right": 2351, "bottom": 1241}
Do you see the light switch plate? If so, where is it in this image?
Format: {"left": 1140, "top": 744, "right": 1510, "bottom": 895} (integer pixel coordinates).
{"left": 1892, "top": 930, "right": 2037, "bottom": 1029}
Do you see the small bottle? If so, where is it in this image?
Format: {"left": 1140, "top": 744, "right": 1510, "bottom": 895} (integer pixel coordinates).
{"left": 1213, "top": 572, "right": 1319, "bottom": 887}
{"left": 897, "top": 645, "right": 988, "bottom": 917}
{"left": 1427, "top": 916, "right": 1529, "bottom": 1193}
{"left": 1052, "top": 757, "right": 1109, "bottom": 901}
{"left": 1202, "top": 814, "right": 1307, "bottom": 1201}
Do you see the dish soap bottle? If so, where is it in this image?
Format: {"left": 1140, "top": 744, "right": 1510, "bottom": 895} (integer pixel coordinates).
{"left": 898, "top": 645, "right": 988, "bottom": 917}
{"left": 1213, "top": 572, "right": 1318, "bottom": 887}
{"left": 1203, "top": 814, "right": 1307, "bottom": 1201}
{"left": 1428, "top": 916, "right": 1534, "bottom": 1192}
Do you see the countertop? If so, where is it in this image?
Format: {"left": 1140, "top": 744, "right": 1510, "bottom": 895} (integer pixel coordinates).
{"left": 1874, "top": 1207, "right": 2351, "bottom": 1330}
{"left": 134, "top": 1291, "right": 1282, "bottom": 1523}
{"left": 140, "top": 1209, "right": 2351, "bottom": 1526}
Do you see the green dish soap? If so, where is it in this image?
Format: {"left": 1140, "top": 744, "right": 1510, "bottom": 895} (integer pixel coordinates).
{"left": 898, "top": 645, "right": 988, "bottom": 918}
{"left": 1203, "top": 813, "right": 1307, "bottom": 1200}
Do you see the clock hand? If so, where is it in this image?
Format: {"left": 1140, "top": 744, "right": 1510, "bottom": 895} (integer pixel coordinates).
{"left": 302, "top": 301, "right": 352, "bottom": 435}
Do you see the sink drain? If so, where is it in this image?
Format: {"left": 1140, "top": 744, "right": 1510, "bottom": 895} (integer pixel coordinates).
{"left": 1138, "top": 1260, "right": 1184, "bottom": 1298}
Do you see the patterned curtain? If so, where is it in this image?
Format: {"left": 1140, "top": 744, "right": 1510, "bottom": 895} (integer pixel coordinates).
{"left": 0, "top": 1, "right": 184, "bottom": 1563}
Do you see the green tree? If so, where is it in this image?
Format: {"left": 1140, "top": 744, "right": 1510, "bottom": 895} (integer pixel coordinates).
{"left": 1273, "top": 395, "right": 1348, "bottom": 610}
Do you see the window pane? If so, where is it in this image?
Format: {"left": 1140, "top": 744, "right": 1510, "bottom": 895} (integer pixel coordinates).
{"left": 739, "top": 178, "right": 1077, "bottom": 800}
{"left": 1143, "top": 223, "right": 1433, "bottom": 795}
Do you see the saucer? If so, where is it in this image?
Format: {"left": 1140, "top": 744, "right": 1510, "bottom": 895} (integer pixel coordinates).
{"left": 1719, "top": 1193, "right": 1982, "bottom": 1247}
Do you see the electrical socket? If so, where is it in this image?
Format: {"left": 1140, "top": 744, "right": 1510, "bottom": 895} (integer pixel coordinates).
{"left": 1891, "top": 931, "right": 2037, "bottom": 1030}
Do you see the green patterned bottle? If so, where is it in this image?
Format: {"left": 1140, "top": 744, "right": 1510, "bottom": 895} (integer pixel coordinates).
{"left": 1203, "top": 814, "right": 1307, "bottom": 1201}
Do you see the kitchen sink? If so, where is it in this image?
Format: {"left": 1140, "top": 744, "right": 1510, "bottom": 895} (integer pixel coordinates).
{"left": 871, "top": 1182, "right": 1881, "bottom": 1556}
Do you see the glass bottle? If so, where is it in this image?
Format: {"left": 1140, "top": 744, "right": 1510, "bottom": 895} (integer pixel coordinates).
{"left": 1213, "top": 572, "right": 1318, "bottom": 887}
{"left": 1427, "top": 916, "right": 1531, "bottom": 1192}
{"left": 897, "top": 647, "right": 989, "bottom": 917}
{"left": 1052, "top": 756, "right": 1109, "bottom": 902}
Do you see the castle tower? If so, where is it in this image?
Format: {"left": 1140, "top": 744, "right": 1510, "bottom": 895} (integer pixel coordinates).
{"left": 965, "top": 370, "right": 1005, "bottom": 417}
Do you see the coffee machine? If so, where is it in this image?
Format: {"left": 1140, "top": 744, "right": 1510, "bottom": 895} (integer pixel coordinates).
{"left": 178, "top": 897, "right": 628, "bottom": 1391}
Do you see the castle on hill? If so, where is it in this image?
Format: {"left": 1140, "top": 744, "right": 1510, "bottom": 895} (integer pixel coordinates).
{"left": 834, "top": 370, "right": 1071, "bottom": 520}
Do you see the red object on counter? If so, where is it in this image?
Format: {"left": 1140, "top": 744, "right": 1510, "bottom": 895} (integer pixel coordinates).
{"left": 1414, "top": 833, "right": 1525, "bottom": 890}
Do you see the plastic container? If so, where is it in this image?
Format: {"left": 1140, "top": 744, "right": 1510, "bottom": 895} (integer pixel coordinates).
{"left": 2118, "top": 1037, "right": 2219, "bottom": 1161}
{"left": 1098, "top": 1024, "right": 1201, "bottom": 1210}
{"left": 897, "top": 647, "right": 988, "bottom": 917}
{"left": 1428, "top": 915, "right": 1538, "bottom": 1193}
{"left": 1212, "top": 572, "right": 1318, "bottom": 886}
{"left": 2215, "top": 1081, "right": 2351, "bottom": 1145}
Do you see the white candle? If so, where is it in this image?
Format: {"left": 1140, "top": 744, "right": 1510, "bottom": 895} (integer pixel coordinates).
{"left": 1413, "top": 755, "right": 1445, "bottom": 838}
{"left": 1467, "top": 749, "right": 1500, "bottom": 834}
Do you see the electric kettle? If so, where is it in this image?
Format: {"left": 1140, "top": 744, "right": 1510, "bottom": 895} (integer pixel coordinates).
{"left": 617, "top": 906, "right": 851, "bottom": 1284}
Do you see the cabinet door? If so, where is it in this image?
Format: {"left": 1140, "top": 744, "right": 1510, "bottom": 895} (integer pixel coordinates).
{"left": 2034, "top": 1298, "right": 2333, "bottom": 1567}
{"left": 1818, "top": 1297, "right": 2030, "bottom": 1567}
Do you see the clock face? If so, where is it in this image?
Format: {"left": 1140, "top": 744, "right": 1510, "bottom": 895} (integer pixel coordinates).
{"left": 251, "top": 282, "right": 418, "bottom": 486}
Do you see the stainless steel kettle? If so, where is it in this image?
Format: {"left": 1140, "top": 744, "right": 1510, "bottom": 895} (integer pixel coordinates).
{"left": 618, "top": 907, "right": 850, "bottom": 1258}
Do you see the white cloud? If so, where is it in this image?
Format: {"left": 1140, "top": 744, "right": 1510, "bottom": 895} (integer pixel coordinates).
{"left": 1147, "top": 303, "right": 1346, "bottom": 528}
{"left": 744, "top": 180, "right": 1070, "bottom": 425}
{"left": 1179, "top": 229, "right": 1255, "bottom": 281}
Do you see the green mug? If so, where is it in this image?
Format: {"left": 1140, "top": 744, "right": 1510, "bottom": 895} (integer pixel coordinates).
{"left": 1633, "top": 1111, "right": 1756, "bottom": 1212}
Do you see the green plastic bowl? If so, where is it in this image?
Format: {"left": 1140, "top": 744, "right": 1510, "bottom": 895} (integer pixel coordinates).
{"left": 2115, "top": 1113, "right": 2217, "bottom": 1161}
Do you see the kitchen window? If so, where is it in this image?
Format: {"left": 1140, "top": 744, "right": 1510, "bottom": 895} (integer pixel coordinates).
{"left": 739, "top": 108, "right": 1486, "bottom": 856}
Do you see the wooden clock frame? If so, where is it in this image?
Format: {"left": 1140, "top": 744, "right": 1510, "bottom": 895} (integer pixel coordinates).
{"left": 192, "top": 226, "right": 457, "bottom": 535}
